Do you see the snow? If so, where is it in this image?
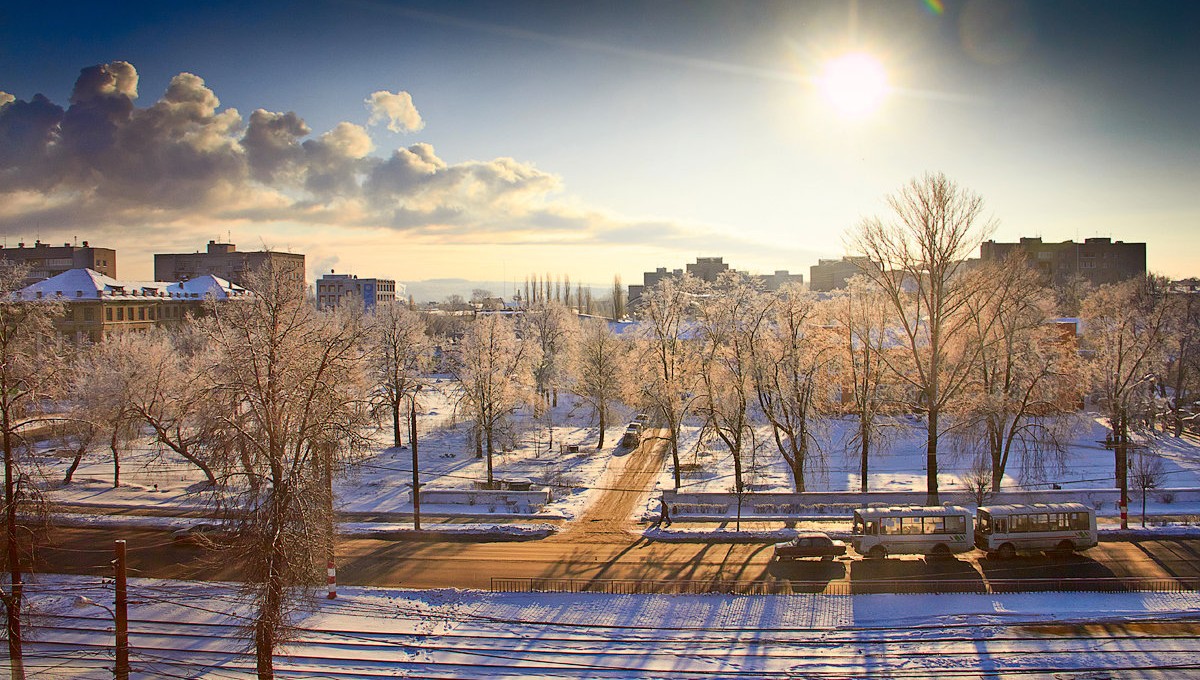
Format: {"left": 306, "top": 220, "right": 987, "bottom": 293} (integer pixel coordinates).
{"left": 17, "top": 573, "right": 1200, "bottom": 678}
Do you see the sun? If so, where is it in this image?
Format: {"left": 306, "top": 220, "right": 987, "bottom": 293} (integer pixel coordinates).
{"left": 817, "top": 52, "right": 890, "bottom": 119}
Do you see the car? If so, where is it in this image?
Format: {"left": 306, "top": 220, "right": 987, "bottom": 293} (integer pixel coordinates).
{"left": 772, "top": 532, "right": 847, "bottom": 561}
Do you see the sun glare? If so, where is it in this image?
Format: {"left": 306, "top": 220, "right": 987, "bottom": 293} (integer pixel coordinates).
{"left": 818, "top": 52, "right": 890, "bottom": 119}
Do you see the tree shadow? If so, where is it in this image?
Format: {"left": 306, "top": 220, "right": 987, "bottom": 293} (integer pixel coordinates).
{"left": 766, "top": 557, "right": 847, "bottom": 593}
{"left": 977, "top": 551, "right": 1120, "bottom": 592}
{"left": 849, "top": 555, "right": 985, "bottom": 594}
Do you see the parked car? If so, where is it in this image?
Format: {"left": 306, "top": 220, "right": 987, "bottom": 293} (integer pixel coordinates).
{"left": 772, "top": 532, "right": 847, "bottom": 561}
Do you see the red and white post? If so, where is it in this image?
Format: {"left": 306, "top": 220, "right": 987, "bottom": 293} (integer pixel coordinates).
{"left": 326, "top": 559, "right": 337, "bottom": 600}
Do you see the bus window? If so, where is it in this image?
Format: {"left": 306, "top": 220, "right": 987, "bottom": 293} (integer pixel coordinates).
{"left": 946, "top": 515, "right": 966, "bottom": 534}
{"left": 901, "top": 517, "right": 922, "bottom": 535}
{"left": 1071, "top": 512, "right": 1089, "bottom": 530}
{"left": 926, "top": 516, "right": 945, "bottom": 533}
{"left": 997, "top": 518, "right": 1008, "bottom": 534}
{"left": 1012, "top": 515, "right": 1029, "bottom": 532}
{"left": 867, "top": 521, "right": 878, "bottom": 535}
{"left": 1032, "top": 514, "right": 1050, "bottom": 532}
{"left": 977, "top": 513, "right": 992, "bottom": 534}
{"left": 881, "top": 517, "right": 900, "bottom": 535}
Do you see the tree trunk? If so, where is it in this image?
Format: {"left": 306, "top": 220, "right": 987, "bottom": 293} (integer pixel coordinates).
{"left": 926, "top": 407, "right": 940, "bottom": 505}
{"left": 859, "top": 427, "right": 869, "bottom": 494}
{"left": 485, "top": 426, "right": 494, "bottom": 486}
{"left": 110, "top": 428, "right": 121, "bottom": 489}
{"left": 62, "top": 450, "right": 85, "bottom": 485}
{"left": 4, "top": 420, "right": 27, "bottom": 680}
{"left": 392, "top": 398, "right": 403, "bottom": 448}
{"left": 597, "top": 408, "right": 606, "bottom": 450}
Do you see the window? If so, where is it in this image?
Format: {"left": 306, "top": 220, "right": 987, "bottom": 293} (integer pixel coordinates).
{"left": 138, "top": 307, "right": 146, "bottom": 321}
{"left": 900, "top": 517, "right": 923, "bottom": 535}
{"left": 946, "top": 515, "right": 966, "bottom": 533}
{"left": 925, "top": 516, "right": 946, "bottom": 534}
{"left": 106, "top": 308, "right": 113, "bottom": 321}
{"left": 83, "top": 308, "right": 94, "bottom": 322}
{"left": 880, "top": 517, "right": 900, "bottom": 535}
{"left": 116, "top": 308, "right": 124, "bottom": 321}
{"left": 1012, "top": 514, "right": 1029, "bottom": 532}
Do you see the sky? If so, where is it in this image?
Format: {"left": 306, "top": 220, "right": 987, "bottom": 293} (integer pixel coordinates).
{"left": 1, "top": 0, "right": 1198, "bottom": 288}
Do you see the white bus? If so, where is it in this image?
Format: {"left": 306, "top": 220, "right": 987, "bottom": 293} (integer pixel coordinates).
{"left": 851, "top": 506, "right": 974, "bottom": 559}
{"left": 974, "top": 502, "right": 1097, "bottom": 559}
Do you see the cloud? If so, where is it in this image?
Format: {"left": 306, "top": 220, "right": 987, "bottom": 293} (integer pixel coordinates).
{"left": 366, "top": 90, "right": 424, "bottom": 133}
{"left": 0, "top": 61, "right": 742, "bottom": 263}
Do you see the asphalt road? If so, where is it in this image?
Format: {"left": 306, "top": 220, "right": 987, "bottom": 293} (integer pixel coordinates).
{"left": 34, "top": 429, "right": 1200, "bottom": 593}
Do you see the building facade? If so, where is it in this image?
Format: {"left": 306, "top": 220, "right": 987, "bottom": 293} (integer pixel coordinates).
{"left": 809, "top": 256, "right": 879, "bottom": 292}
{"left": 979, "top": 237, "right": 1146, "bottom": 287}
{"left": 0, "top": 240, "right": 117, "bottom": 284}
{"left": 15, "top": 268, "right": 249, "bottom": 342}
{"left": 315, "top": 272, "right": 399, "bottom": 311}
{"left": 154, "top": 241, "right": 305, "bottom": 291}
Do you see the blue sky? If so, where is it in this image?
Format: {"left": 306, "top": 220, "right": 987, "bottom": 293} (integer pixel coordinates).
{"left": 1, "top": 0, "right": 1197, "bottom": 286}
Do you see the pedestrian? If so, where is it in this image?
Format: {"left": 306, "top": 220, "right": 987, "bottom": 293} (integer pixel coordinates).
{"left": 659, "top": 498, "right": 671, "bottom": 527}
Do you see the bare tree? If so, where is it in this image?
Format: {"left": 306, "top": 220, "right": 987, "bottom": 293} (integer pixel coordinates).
{"left": 453, "top": 314, "right": 538, "bottom": 486}
{"left": 846, "top": 172, "right": 996, "bottom": 504}
{"left": 1130, "top": 448, "right": 1165, "bottom": 528}
{"left": 568, "top": 318, "right": 627, "bottom": 450}
{"left": 368, "top": 304, "right": 431, "bottom": 448}
{"left": 826, "top": 276, "right": 900, "bottom": 493}
{"left": 1081, "top": 276, "right": 1174, "bottom": 529}
{"left": 197, "top": 262, "right": 372, "bottom": 679}
{"left": 957, "top": 258, "right": 1084, "bottom": 491}
{"left": 629, "top": 275, "right": 702, "bottom": 489}
{"left": 962, "top": 453, "right": 994, "bottom": 507}
{"left": 74, "top": 337, "right": 143, "bottom": 488}
{"left": 753, "top": 283, "right": 837, "bottom": 492}
{"left": 0, "top": 263, "right": 63, "bottom": 679}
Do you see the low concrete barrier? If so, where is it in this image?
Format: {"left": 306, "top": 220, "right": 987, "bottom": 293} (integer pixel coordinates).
{"left": 662, "top": 488, "right": 1200, "bottom": 520}
{"left": 416, "top": 487, "right": 551, "bottom": 514}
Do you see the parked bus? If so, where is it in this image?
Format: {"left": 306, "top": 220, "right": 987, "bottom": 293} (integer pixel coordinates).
{"left": 974, "top": 502, "right": 1097, "bottom": 559}
{"left": 851, "top": 505, "right": 974, "bottom": 559}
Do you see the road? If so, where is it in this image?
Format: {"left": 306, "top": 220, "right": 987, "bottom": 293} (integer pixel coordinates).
{"left": 35, "top": 429, "right": 1200, "bottom": 592}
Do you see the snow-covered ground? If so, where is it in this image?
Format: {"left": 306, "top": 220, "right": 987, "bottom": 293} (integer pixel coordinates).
{"left": 19, "top": 573, "right": 1200, "bottom": 678}
{"left": 34, "top": 381, "right": 635, "bottom": 522}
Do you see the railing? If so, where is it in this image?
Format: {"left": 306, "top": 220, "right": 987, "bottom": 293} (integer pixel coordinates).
{"left": 491, "top": 576, "right": 1200, "bottom": 596}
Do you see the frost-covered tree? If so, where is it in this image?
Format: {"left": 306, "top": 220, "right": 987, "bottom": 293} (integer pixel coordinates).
{"left": 568, "top": 317, "right": 626, "bottom": 450}
{"left": 629, "top": 275, "right": 703, "bottom": 489}
{"left": 524, "top": 302, "right": 576, "bottom": 408}
{"left": 696, "top": 274, "right": 769, "bottom": 494}
{"left": 453, "top": 314, "right": 538, "bottom": 485}
{"left": 826, "top": 276, "right": 901, "bottom": 493}
{"left": 197, "top": 262, "right": 372, "bottom": 679}
{"left": 753, "top": 283, "right": 837, "bottom": 492}
{"left": 1081, "top": 276, "right": 1174, "bottom": 528}
{"left": 368, "top": 304, "right": 431, "bottom": 448}
{"left": 846, "top": 172, "right": 996, "bottom": 504}
{"left": 957, "top": 258, "right": 1084, "bottom": 492}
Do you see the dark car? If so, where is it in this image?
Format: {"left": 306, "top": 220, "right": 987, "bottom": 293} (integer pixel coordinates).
{"left": 772, "top": 532, "right": 847, "bottom": 561}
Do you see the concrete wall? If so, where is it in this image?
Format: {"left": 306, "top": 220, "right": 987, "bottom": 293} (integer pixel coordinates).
{"left": 662, "top": 488, "right": 1200, "bottom": 520}
{"left": 416, "top": 487, "right": 551, "bottom": 513}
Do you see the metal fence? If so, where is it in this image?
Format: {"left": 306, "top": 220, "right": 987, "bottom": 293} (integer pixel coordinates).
{"left": 491, "top": 576, "right": 1200, "bottom": 596}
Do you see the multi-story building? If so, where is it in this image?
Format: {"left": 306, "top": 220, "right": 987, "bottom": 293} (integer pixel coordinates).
{"left": 0, "top": 240, "right": 117, "bottom": 284}
{"left": 154, "top": 241, "right": 305, "bottom": 291}
{"left": 15, "top": 267, "right": 249, "bottom": 342}
{"left": 809, "top": 256, "right": 879, "bottom": 292}
{"left": 628, "top": 257, "right": 803, "bottom": 303}
{"left": 315, "top": 272, "right": 399, "bottom": 311}
{"left": 979, "top": 237, "right": 1146, "bottom": 287}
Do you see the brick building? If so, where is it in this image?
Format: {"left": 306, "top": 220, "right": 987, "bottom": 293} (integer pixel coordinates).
{"left": 979, "top": 237, "right": 1146, "bottom": 287}
{"left": 154, "top": 241, "right": 305, "bottom": 291}
{"left": 0, "top": 240, "right": 117, "bottom": 284}
{"left": 315, "top": 272, "right": 399, "bottom": 311}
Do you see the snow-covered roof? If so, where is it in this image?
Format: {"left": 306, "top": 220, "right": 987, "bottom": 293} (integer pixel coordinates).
{"left": 14, "top": 268, "right": 250, "bottom": 301}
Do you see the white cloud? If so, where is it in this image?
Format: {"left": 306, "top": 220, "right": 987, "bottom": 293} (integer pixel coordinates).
{"left": 365, "top": 90, "right": 424, "bottom": 133}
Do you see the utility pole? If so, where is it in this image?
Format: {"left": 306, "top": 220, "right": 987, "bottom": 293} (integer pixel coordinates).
{"left": 325, "top": 443, "right": 336, "bottom": 600}
{"left": 114, "top": 540, "right": 129, "bottom": 680}
{"left": 4, "top": 413, "right": 25, "bottom": 680}
{"left": 410, "top": 386, "right": 421, "bottom": 531}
